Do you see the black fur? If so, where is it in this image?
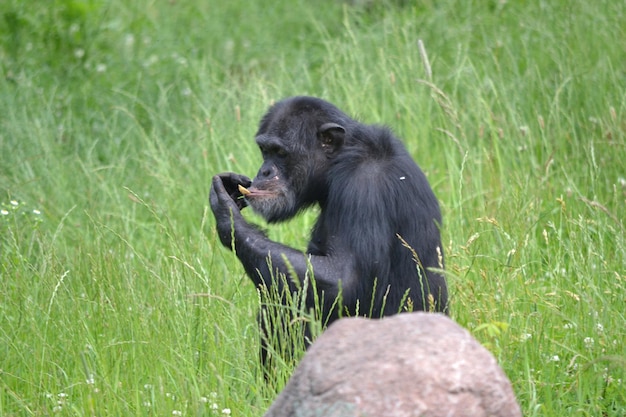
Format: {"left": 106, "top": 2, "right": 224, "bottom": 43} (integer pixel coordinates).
{"left": 209, "top": 96, "right": 448, "bottom": 367}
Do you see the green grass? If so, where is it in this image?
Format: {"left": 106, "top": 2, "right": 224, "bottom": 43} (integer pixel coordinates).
{"left": 1, "top": 0, "right": 625, "bottom": 415}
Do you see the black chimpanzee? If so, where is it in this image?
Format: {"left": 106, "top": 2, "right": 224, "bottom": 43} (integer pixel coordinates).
{"left": 209, "top": 96, "right": 448, "bottom": 367}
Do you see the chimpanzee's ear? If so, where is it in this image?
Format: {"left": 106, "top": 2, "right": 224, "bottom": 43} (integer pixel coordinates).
{"left": 318, "top": 122, "right": 345, "bottom": 154}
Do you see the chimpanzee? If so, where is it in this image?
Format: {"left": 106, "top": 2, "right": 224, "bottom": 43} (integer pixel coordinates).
{"left": 209, "top": 96, "right": 447, "bottom": 367}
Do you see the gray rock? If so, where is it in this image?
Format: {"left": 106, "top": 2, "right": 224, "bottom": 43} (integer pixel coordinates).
{"left": 264, "top": 313, "right": 521, "bottom": 417}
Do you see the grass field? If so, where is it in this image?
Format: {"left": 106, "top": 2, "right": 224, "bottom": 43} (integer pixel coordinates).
{"left": 1, "top": 0, "right": 625, "bottom": 415}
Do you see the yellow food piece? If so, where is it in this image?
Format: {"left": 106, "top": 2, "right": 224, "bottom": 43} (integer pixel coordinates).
{"left": 238, "top": 184, "right": 251, "bottom": 195}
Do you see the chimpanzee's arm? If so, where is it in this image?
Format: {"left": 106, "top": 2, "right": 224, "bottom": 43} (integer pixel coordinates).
{"left": 209, "top": 174, "right": 355, "bottom": 300}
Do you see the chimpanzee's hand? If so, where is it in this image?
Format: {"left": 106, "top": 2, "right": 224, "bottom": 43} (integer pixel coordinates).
{"left": 209, "top": 173, "right": 252, "bottom": 248}
{"left": 211, "top": 172, "right": 252, "bottom": 209}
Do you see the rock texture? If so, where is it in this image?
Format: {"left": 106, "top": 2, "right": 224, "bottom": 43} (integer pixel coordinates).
{"left": 264, "top": 313, "right": 521, "bottom": 417}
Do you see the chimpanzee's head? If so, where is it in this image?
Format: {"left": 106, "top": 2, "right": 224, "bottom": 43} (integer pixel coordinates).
{"left": 240, "top": 97, "right": 348, "bottom": 223}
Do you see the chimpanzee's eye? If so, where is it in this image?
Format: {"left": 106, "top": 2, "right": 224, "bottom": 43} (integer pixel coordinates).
{"left": 263, "top": 145, "right": 287, "bottom": 158}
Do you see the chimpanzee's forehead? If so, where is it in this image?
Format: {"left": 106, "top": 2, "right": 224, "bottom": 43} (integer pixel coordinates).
{"left": 255, "top": 119, "right": 310, "bottom": 148}
{"left": 256, "top": 96, "right": 342, "bottom": 138}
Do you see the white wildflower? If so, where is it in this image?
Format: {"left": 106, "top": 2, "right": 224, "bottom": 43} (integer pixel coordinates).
{"left": 124, "top": 34, "right": 135, "bottom": 48}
